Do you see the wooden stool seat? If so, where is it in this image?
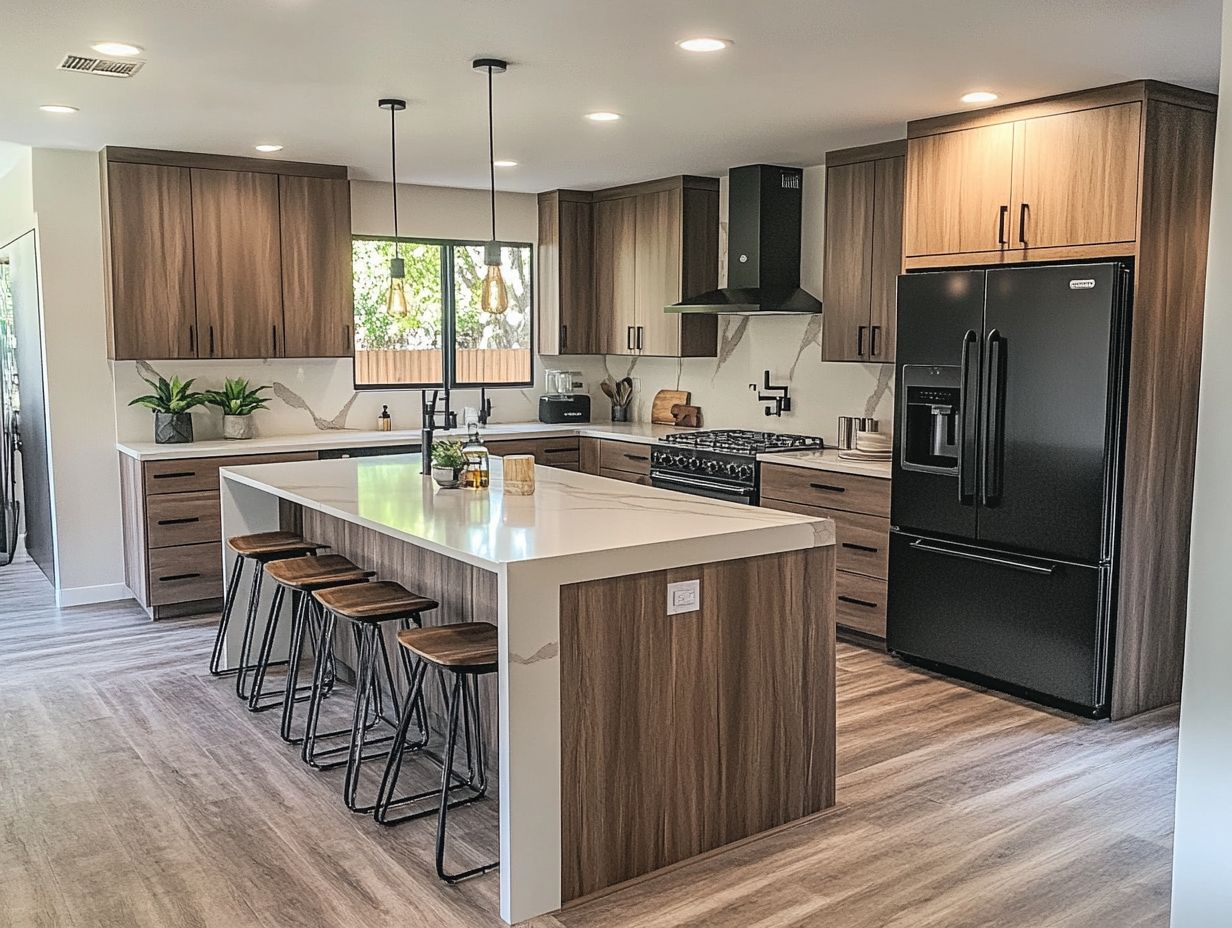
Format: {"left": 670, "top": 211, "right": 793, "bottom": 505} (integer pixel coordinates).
{"left": 264, "top": 554, "right": 373, "bottom": 591}
{"left": 313, "top": 581, "right": 438, "bottom": 622}
{"left": 396, "top": 623, "right": 498, "bottom": 670}
{"left": 227, "top": 531, "right": 324, "bottom": 560}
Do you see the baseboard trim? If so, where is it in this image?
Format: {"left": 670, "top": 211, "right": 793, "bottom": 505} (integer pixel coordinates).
{"left": 56, "top": 582, "right": 134, "bottom": 608}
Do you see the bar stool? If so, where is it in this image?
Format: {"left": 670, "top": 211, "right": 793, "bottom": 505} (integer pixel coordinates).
{"left": 246, "top": 554, "right": 375, "bottom": 714}
{"left": 208, "top": 532, "right": 325, "bottom": 688}
{"left": 305, "top": 581, "right": 440, "bottom": 813}
{"left": 375, "top": 622, "right": 499, "bottom": 884}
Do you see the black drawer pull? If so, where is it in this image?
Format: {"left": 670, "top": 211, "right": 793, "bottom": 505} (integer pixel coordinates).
{"left": 152, "top": 471, "right": 196, "bottom": 480}
{"left": 157, "top": 517, "right": 201, "bottom": 526}
{"left": 623, "top": 453, "right": 650, "bottom": 462}
{"left": 838, "top": 595, "right": 878, "bottom": 609}
{"left": 158, "top": 572, "right": 202, "bottom": 583}
{"left": 545, "top": 447, "right": 575, "bottom": 455}
{"left": 841, "top": 542, "right": 879, "bottom": 553}
{"left": 809, "top": 482, "right": 846, "bottom": 493}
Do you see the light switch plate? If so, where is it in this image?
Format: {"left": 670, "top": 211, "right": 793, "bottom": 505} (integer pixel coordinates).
{"left": 667, "top": 579, "right": 700, "bottom": 615}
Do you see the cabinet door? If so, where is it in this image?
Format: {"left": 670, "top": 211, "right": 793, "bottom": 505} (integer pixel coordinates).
{"left": 593, "top": 196, "right": 638, "bottom": 355}
{"left": 1015, "top": 103, "right": 1141, "bottom": 250}
{"left": 869, "top": 155, "right": 905, "bottom": 362}
{"left": 191, "top": 169, "right": 284, "bottom": 359}
{"left": 537, "top": 194, "right": 562, "bottom": 355}
{"left": 904, "top": 123, "right": 1015, "bottom": 257}
{"left": 279, "top": 175, "right": 353, "bottom": 358}
{"left": 820, "top": 161, "right": 874, "bottom": 362}
{"left": 538, "top": 193, "right": 596, "bottom": 355}
{"left": 106, "top": 162, "right": 197, "bottom": 360}
{"left": 634, "top": 188, "right": 683, "bottom": 356}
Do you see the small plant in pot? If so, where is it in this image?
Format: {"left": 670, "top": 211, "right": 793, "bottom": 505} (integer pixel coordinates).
{"left": 129, "top": 374, "right": 207, "bottom": 444}
{"left": 430, "top": 440, "right": 466, "bottom": 489}
{"left": 203, "top": 378, "right": 272, "bottom": 440}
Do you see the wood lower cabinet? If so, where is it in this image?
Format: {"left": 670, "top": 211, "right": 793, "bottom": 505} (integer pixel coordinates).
{"left": 120, "top": 451, "right": 316, "bottom": 617}
{"left": 821, "top": 141, "right": 905, "bottom": 363}
{"left": 538, "top": 190, "right": 596, "bottom": 355}
{"left": 486, "top": 437, "right": 580, "bottom": 470}
{"left": 279, "top": 175, "right": 354, "bottom": 358}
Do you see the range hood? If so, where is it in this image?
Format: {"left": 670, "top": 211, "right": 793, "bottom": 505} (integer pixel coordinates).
{"left": 668, "top": 164, "right": 821, "bottom": 315}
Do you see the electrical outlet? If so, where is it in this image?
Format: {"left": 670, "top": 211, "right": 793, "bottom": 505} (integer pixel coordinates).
{"left": 667, "top": 579, "right": 700, "bottom": 615}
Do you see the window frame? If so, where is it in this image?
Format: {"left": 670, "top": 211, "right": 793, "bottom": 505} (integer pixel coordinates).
{"left": 350, "top": 233, "right": 536, "bottom": 392}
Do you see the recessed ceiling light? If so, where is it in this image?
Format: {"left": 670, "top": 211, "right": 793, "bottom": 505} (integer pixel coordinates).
{"left": 493, "top": 160, "right": 518, "bottom": 167}
{"left": 39, "top": 104, "right": 79, "bottom": 114}
{"left": 585, "top": 111, "right": 622, "bottom": 122}
{"left": 961, "top": 91, "right": 999, "bottom": 104}
{"left": 91, "top": 41, "right": 143, "bottom": 57}
{"left": 254, "top": 144, "right": 284, "bottom": 153}
{"left": 677, "top": 37, "right": 730, "bottom": 52}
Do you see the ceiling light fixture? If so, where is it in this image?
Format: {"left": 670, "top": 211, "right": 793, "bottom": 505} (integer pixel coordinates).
{"left": 474, "top": 57, "right": 510, "bottom": 316}
{"left": 585, "top": 111, "right": 622, "bottom": 122}
{"left": 379, "top": 98, "right": 410, "bottom": 319}
{"left": 493, "top": 160, "right": 518, "bottom": 168}
{"left": 961, "top": 90, "right": 999, "bottom": 104}
{"left": 254, "top": 144, "right": 283, "bottom": 153}
{"left": 39, "top": 104, "right": 79, "bottom": 114}
{"left": 91, "top": 41, "right": 143, "bottom": 57}
{"left": 677, "top": 37, "right": 730, "bottom": 52}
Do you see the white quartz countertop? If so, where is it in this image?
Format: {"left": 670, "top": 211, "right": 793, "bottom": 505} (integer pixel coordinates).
{"left": 116, "top": 421, "right": 686, "bottom": 461}
{"left": 220, "top": 454, "right": 834, "bottom": 571}
{"left": 758, "top": 448, "right": 892, "bottom": 479}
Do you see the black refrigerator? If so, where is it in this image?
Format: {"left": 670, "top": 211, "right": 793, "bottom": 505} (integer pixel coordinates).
{"left": 887, "top": 263, "right": 1131, "bottom": 717}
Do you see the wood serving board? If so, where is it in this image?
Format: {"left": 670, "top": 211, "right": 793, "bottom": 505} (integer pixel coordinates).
{"left": 651, "top": 390, "right": 690, "bottom": 425}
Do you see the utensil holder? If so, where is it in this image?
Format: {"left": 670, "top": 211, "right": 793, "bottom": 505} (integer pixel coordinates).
{"left": 611, "top": 404, "right": 630, "bottom": 423}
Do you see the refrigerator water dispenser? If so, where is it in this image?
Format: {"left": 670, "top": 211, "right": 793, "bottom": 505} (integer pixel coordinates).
{"left": 901, "top": 365, "right": 961, "bottom": 474}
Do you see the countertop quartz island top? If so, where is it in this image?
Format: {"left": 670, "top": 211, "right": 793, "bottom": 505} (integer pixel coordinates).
{"left": 217, "top": 454, "right": 837, "bottom": 923}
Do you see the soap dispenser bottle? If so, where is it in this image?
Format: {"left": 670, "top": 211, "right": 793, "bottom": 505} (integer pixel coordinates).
{"left": 377, "top": 405, "right": 392, "bottom": 432}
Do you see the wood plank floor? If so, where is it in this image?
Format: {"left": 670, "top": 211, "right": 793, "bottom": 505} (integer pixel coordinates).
{"left": 0, "top": 553, "right": 1177, "bottom": 927}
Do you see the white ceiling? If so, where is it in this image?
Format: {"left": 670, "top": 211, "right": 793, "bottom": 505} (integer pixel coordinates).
{"left": 0, "top": 0, "right": 1222, "bottom": 193}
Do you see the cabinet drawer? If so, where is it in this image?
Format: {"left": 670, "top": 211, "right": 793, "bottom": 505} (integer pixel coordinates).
{"left": 488, "top": 437, "right": 580, "bottom": 468}
{"left": 145, "top": 490, "right": 221, "bottom": 548}
{"left": 599, "top": 467, "right": 652, "bottom": 487}
{"left": 761, "top": 498, "right": 888, "bottom": 579}
{"left": 598, "top": 439, "right": 653, "bottom": 476}
{"left": 759, "top": 463, "right": 890, "bottom": 517}
{"left": 143, "top": 452, "right": 316, "bottom": 495}
{"left": 835, "top": 571, "right": 887, "bottom": 639}
{"left": 147, "top": 542, "right": 224, "bottom": 606}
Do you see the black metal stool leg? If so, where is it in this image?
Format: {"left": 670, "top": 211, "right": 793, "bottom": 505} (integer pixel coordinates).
{"left": 280, "top": 588, "right": 314, "bottom": 743}
{"left": 436, "top": 672, "right": 499, "bottom": 883}
{"left": 209, "top": 555, "right": 246, "bottom": 676}
{"left": 246, "top": 583, "right": 286, "bottom": 711}
{"left": 373, "top": 659, "right": 430, "bottom": 824}
{"left": 234, "top": 564, "right": 267, "bottom": 699}
{"left": 343, "top": 624, "right": 392, "bottom": 813}
{"left": 302, "top": 609, "right": 337, "bottom": 766}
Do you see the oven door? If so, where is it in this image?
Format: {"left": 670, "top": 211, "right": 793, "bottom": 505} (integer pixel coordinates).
{"left": 650, "top": 471, "right": 755, "bottom": 505}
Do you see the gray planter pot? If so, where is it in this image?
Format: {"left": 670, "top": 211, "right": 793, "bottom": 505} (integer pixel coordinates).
{"left": 432, "top": 465, "right": 461, "bottom": 489}
{"left": 223, "top": 414, "right": 256, "bottom": 440}
{"left": 154, "top": 411, "right": 194, "bottom": 444}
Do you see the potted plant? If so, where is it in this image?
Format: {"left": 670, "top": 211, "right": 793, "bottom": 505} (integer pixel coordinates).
{"left": 203, "top": 378, "right": 272, "bottom": 440}
{"left": 430, "top": 440, "right": 466, "bottom": 489}
{"left": 129, "top": 374, "right": 207, "bottom": 444}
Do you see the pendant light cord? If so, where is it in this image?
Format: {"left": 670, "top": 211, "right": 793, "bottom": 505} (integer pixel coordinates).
{"left": 390, "top": 103, "right": 400, "bottom": 261}
{"left": 487, "top": 64, "right": 497, "bottom": 243}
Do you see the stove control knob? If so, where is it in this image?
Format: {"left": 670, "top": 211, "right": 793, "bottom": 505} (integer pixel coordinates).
{"left": 686, "top": 455, "right": 700, "bottom": 470}
{"left": 702, "top": 459, "right": 719, "bottom": 475}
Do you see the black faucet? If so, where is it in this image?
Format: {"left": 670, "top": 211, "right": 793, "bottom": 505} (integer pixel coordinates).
{"left": 478, "top": 388, "right": 493, "bottom": 426}
{"left": 749, "top": 370, "right": 792, "bottom": 417}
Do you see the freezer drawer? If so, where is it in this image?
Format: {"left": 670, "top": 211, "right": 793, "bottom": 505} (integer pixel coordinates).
{"left": 886, "top": 532, "right": 1110, "bottom": 714}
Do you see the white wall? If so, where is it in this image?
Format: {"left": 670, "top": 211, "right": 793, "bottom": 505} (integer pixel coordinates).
{"left": 1170, "top": 2, "right": 1232, "bottom": 923}
{"left": 0, "top": 146, "right": 34, "bottom": 247}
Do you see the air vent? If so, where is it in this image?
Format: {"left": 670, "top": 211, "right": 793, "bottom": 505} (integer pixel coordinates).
{"left": 780, "top": 172, "right": 801, "bottom": 190}
{"left": 58, "top": 54, "right": 145, "bottom": 78}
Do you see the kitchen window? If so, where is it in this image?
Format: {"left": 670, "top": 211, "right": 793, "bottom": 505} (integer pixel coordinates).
{"left": 351, "top": 235, "right": 534, "bottom": 389}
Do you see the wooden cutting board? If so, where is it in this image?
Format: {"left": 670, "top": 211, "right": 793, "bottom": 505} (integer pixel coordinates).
{"left": 651, "top": 390, "right": 690, "bottom": 425}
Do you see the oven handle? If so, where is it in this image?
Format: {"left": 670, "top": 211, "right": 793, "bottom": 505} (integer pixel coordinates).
{"left": 651, "top": 472, "right": 754, "bottom": 498}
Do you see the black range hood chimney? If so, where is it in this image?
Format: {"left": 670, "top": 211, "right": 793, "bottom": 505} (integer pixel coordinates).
{"left": 668, "top": 164, "right": 821, "bottom": 315}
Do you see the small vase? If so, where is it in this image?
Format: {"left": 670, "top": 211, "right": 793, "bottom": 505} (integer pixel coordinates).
{"left": 432, "top": 465, "right": 461, "bottom": 489}
{"left": 154, "top": 411, "right": 194, "bottom": 444}
{"left": 611, "top": 404, "right": 630, "bottom": 423}
{"left": 223, "top": 414, "right": 256, "bottom": 440}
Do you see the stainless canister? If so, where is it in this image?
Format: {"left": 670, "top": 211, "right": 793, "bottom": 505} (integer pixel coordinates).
{"left": 858, "top": 417, "right": 879, "bottom": 433}
{"left": 837, "top": 417, "right": 856, "bottom": 450}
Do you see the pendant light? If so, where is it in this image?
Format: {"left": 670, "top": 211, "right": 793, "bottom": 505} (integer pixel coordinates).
{"left": 379, "top": 97, "right": 410, "bottom": 318}
{"left": 473, "top": 58, "right": 509, "bottom": 315}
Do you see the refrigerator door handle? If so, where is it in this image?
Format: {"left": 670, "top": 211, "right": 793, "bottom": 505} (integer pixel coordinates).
{"left": 958, "top": 329, "right": 979, "bottom": 503}
{"left": 909, "top": 539, "right": 1055, "bottom": 576}
{"left": 981, "top": 328, "right": 1005, "bottom": 506}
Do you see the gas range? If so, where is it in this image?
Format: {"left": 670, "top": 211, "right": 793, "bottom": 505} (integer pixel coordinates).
{"left": 650, "top": 429, "right": 824, "bottom": 504}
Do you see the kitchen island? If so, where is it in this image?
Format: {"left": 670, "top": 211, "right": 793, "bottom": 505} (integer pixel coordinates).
{"left": 218, "top": 453, "right": 836, "bottom": 924}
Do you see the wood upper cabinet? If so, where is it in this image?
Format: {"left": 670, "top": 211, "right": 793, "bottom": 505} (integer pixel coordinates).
{"left": 822, "top": 142, "right": 904, "bottom": 363}
{"left": 279, "top": 175, "right": 354, "bottom": 358}
{"left": 105, "top": 161, "right": 198, "bottom": 360}
{"left": 537, "top": 190, "right": 596, "bottom": 355}
{"left": 593, "top": 196, "right": 638, "bottom": 354}
{"left": 904, "top": 123, "right": 1015, "bottom": 258}
{"left": 634, "top": 187, "right": 683, "bottom": 356}
{"left": 191, "top": 169, "right": 284, "bottom": 359}
{"left": 1015, "top": 103, "right": 1141, "bottom": 250}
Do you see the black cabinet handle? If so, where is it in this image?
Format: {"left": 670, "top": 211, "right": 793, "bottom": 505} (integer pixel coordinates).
{"left": 626, "top": 326, "right": 634, "bottom": 350}
{"left": 208, "top": 326, "right": 215, "bottom": 357}
{"left": 623, "top": 452, "right": 650, "bottom": 462}
{"left": 158, "top": 572, "right": 202, "bottom": 583}
{"left": 838, "top": 595, "right": 878, "bottom": 609}
{"left": 1018, "top": 203, "right": 1028, "bottom": 245}
{"left": 272, "top": 324, "right": 279, "bottom": 356}
{"left": 544, "top": 447, "right": 574, "bottom": 456}
{"left": 152, "top": 471, "right": 196, "bottom": 480}
{"left": 188, "top": 325, "right": 196, "bottom": 355}
{"left": 344, "top": 324, "right": 352, "bottom": 351}
{"left": 560, "top": 323, "right": 567, "bottom": 351}
{"left": 636, "top": 326, "right": 644, "bottom": 351}
{"left": 856, "top": 325, "right": 866, "bottom": 357}
{"left": 156, "top": 517, "right": 201, "bottom": 526}
{"left": 870, "top": 326, "right": 881, "bottom": 358}
{"left": 997, "top": 205, "right": 1008, "bottom": 246}
{"left": 841, "top": 542, "right": 880, "bottom": 553}
{"left": 809, "top": 482, "right": 846, "bottom": 494}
